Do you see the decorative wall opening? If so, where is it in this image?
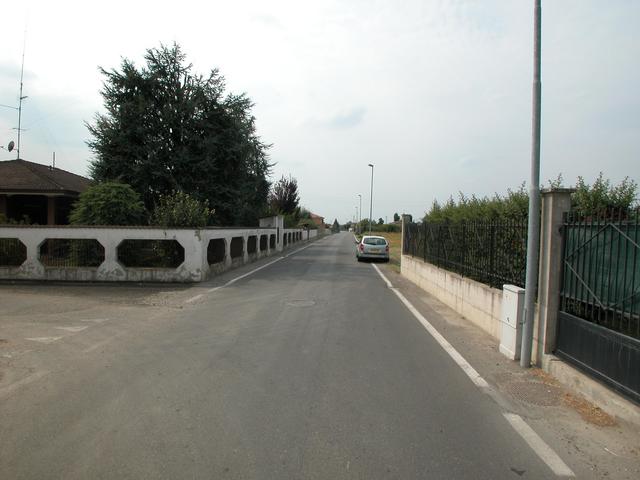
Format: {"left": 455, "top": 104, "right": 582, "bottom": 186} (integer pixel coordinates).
{"left": 40, "top": 239, "right": 105, "bottom": 267}
{"left": 0, "top": 238, "right": 27, "bottom": 267}
{"left": 230, "top": 237, "right": 244, "bottom": 259}
{"left": 247, "top": 235, "right": 257, "bottom": 254}
{"left": 259, "top": 235, "right": 268, "bottom": 252}
{"left": 118, "top": 240, "right": 184, "bottom": 268}
{"left": 207, "top": 238, "right": 225, "bottom": 265}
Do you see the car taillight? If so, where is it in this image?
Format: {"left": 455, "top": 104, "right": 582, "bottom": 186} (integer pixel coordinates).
{"left": 385, "top": 245, "right": 389, "bottom": 252}
{"left": 359, "top": 243, "right": 364, "bottom": 251}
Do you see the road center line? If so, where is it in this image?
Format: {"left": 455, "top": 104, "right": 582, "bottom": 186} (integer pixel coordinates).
{"left": 371, "top": 263, "right": 574, "bottom": 478}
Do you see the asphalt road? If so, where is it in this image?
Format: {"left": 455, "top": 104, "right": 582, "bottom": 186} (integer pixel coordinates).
{"left": 1, "top": 232, "right": 557, "bottom": 479}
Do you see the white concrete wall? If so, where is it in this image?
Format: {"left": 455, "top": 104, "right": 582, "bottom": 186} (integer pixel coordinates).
{"left": 401, "top": 254, "right": 503, "bottom": 340}
{"left": 0, "top": 223, "right": 306, "bottom": 283}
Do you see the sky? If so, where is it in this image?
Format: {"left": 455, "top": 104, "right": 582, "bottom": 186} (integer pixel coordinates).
{"left": 1, "top": 0, "right": 638, "bottom": 224}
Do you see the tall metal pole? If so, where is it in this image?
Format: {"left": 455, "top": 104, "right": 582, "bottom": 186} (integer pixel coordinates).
{"left": 358, "top": 194, "right": 362, "bottom": 234}
{"left": 520, "top": 0, "right": 542, "bottom": 368}
{"left": 368, "top": 164, "right": 374, "bottom": 235}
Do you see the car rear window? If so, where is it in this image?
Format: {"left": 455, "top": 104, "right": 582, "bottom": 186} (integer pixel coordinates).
{"left": 363, "top": 238, "right": 387, "bottom": 246}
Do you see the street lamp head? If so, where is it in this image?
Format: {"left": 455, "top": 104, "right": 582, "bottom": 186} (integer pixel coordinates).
{"left": 368, "top": 163, "right": 373, "bottom": 167}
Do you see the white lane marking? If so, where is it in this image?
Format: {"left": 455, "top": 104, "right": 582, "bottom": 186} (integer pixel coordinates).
{"left": 82, "top": 331, "right": 127, "bottom": 353}
{"left": 185, "top": 294, "right": 204, "bottom": 303}
{"left": 55, "top": 326, "right": 89, "bottom": 333}
{"left": 283, "top": 242, "right": 315, "bottom": 258}
{"left": 80, "top": 318, "right": 109, "bottom": 323}
{"left": 0, "top": 371, "right": 49, "bottom": 400}
{"left": 372, "top": 263, "right": 575, "bottom": 478}
{"left": 25, "top": 336, "right": 63, "bottom": 344}
{"left": 226, "top": 257, "right": 285, "bottom": 286}
{"left": 193, "top": 242, "right": 317, "bottom": 298}
{"left": 371, "top": 264, "right": 488, "bottom": 389}
{"left": 504, "top": 413, "right": 575, "bottom": 477}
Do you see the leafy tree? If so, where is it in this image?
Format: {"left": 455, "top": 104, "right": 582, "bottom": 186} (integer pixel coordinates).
{"left": 297, "top": 218, "right": 318, "bottom": 230}
{"left": 87, "top": 43, "right": 271, "bottom": 226}
{"left": 393, "top": 212, "right": 400, "bottom": 222}
{"left": 149, "top": 191, "right": 214, "bottom": 227}
{"left": 69, "top": 182, "right": 146, "bottom": 225}
{"left": 331, "top": 219, "right": 340, "bottom": 233}
{"left": 378, "top": 218, "right": 384, "bottom": 225}
{"left": 269, "top": 175, "right": 300, "bottom": 214}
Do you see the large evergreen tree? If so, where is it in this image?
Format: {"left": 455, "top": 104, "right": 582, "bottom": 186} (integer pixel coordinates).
{"left": 87, "top": 43, "right": 271, "bottom": 226}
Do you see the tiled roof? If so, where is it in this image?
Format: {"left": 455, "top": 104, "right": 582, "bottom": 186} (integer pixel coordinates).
{"left": 0, "top": 159, "right": 91, "bottom": 194}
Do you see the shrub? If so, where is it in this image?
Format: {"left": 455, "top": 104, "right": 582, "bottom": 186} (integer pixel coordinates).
{"left": 70, "top": 182, "right": 146, "bottom": 225}
{"left": 424, "top": 174, "right": 638, "bottom": 223}
{"left": 573, "top": 173, "right": 638, "bottom": 216}
{"left": 0, "top": 213, "right": 32, "bottom": 225}
{"left": 149, "top": 191, "right": 214, "bottom": 228}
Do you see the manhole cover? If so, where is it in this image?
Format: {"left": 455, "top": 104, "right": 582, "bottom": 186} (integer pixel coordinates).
{"left": 503, "top": 381, "right": 563, "bottom": 407}
{"left": 285, "top": 300, "right": 316, "bottom": 307}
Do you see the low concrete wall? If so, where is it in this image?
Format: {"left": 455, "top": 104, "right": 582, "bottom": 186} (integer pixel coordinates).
{"left": 0, "top": 222, "right": 307, "bottom": 283}
{"left": 401, "top": 254, "right": 503, "bottom": 340}
{"left": 401, "top": 254, "right": 544, "bottom": 345}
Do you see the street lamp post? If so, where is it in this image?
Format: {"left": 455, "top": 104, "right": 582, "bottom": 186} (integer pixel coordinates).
{"left": 357, "top": 194, "right": 362, "bottom": 234}
{"left": 367, "top": 164, "right": 374, "bottom": 235}
{"left": 520, "top": 0, "right": 542, "bottom": 368}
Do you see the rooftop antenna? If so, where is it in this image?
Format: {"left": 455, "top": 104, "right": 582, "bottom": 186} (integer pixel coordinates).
{"left": 15, "top": 33, "right": 28, "bottom": 160}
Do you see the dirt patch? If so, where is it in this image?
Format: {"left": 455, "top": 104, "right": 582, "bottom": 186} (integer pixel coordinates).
{"left": 563, "top": 392, "right": 617, "bottom": 427}
{"left": 503, "top": 380, "right": 564, "bottom": 406}
{"left": 531, "top": 367, "right": 617, "bottom": 426}
{"left": 530, "top": 367, "right": 559, "bottom": 385}
{"left": 0, "top": 339, "right": 8, "bottom": 344}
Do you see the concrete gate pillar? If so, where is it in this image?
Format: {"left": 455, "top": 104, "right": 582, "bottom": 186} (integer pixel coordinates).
{"left": 533, "top": 188, "right": 574, "bottom": 364}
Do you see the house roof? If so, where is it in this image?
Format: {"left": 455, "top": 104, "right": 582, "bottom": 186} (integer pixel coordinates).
{"left": 310, "top": 213, "right": 324, "bottom": 220}
{"left": 0, "top": 159, "right": 92, "bottom": 195}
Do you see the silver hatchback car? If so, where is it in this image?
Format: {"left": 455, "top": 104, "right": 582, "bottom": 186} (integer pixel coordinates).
{"left": 356, "top": 235, "right": 390, "bottom": 262}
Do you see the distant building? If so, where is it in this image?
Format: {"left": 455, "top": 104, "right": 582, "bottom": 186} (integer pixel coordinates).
{"left": 310, "top": 213, "right": 325, "bottom": 233}
{"left": 0, "top": 159, "right": 92, "bottom": 225}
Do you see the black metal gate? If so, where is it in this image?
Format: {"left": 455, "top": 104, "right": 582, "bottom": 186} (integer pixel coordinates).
{"left": 557, "top": 209, "right": 640, "bottom": 404}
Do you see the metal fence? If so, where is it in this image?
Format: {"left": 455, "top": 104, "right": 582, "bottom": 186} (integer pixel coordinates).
{"left": 556, "top": 208, "right": 640, "bottom": 402}
{"left": 403, "top": 220, "right": 528, "bottom": 289}
{"left": 560, "top": 208, "right": 640, "bottom": 339}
